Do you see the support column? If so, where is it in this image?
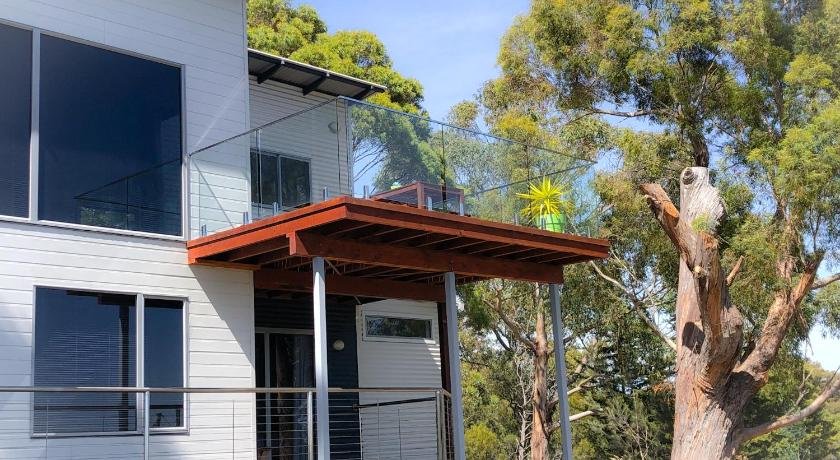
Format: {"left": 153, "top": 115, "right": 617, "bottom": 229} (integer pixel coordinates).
{"left": 312, "top": 257, "right": 331, "bottom": 459}
{"left": 444, "top": 272, "right": 466, "bottom": 460}
{"left": 549, "top": 283, "right": 573, "bottom": 459}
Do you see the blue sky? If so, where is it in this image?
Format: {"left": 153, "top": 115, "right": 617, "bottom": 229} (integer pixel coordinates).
{"left": 306, "top": 0, "right": 530, "bottom": 120}
{"left": 305, "top": 0, "right": 840, "bottom": 371}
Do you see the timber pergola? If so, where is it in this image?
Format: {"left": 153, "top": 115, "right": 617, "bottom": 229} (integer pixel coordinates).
{"left": 186, "top": 196, "right": 609, "bottom": 459}
{"left": 188, "top": 196, "right": 609, "bottom": 289}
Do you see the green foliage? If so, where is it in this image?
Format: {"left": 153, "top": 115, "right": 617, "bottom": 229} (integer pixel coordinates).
{"left": 246, "top": 0, "right": 423, "bottom": 113}
{"left": 464, "top": 0, "right": 840, "bottom": 456}
{"left": 465, "top": 424, "right": 505, "bottom": 460}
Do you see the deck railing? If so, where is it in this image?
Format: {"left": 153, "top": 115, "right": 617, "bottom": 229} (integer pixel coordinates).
{"left": 0, "top": 386, "right": 453, "bottom": 460}
{"left": 189, "top": 97, "right": 600, "bottom": 239}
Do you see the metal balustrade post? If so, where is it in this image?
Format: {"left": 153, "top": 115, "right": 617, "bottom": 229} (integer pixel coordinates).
{"left": 426, "top": 196, "right": 434, "bottom": 211}
{"left": 550, "top": 284, "right": 573, "bottom": 460}
{"left": 231, "top": 399, "right": 235, "bottom": 460}
{"left": 307, "top": 391, "right": 314, "bottom": 460}
{"left": 144, "top": 390, "right": 150, "bottom": 460}
{"left": 436, "top": 390, "right": 445, "bottom": 460}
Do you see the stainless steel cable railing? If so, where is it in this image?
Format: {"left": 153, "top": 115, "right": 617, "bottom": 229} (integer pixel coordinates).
{"left": 0, "top": 386, "right": 453, "bottom": 460}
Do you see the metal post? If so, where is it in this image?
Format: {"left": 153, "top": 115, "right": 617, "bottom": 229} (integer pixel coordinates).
{"left": 550, "top": 284, "right": 573, "bottom": 459}
{"left": 307, "top": 391, "right": 314, "bottom": 460}
{"left": 426, "top": 196, "right": 434, "bottom": 211}
{"left": 323, "top": 186, "right": 329, "bottom": 202}
{"left": 312, "top": 257, "right": 331, "bottom": 459}
{"left": 444, "top": 272, "right": 466, "bottom": 460}
{"left": 458, "top": 196, "right": 465, "bottom": 216}
{"left": 273, "top": 201, "right": 279, "bottom": 215}
{"left": 363, "top": 185, "right": 369, "bottom": 199}
{"left": 144, "top": 390, "right": 150, "bottom": 460}
{"left": 435, "top": 390, "right": 445, "bottom": 460}
{"left": 200, "top": 224, "right": 207, "bottom": 237}
{"left": 242, "top": 211, "right": 250, "bottom": 225}
{"left": 231, "top": 400, "right": 235, "bottom": 460}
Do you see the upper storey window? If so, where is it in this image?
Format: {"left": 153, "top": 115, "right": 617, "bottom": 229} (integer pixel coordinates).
{"left": 0, "top": 23, "right": 32, "bottom": 218}
{"left": 0, "top": 23, "right": 183, "bottom": 236}
{"left": 39, "top": 35, "right": 183, "bottom": 235}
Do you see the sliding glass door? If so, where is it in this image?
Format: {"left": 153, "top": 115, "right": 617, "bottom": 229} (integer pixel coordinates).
{"left": 256, "top": 330, "right": 314, "bottom": 460}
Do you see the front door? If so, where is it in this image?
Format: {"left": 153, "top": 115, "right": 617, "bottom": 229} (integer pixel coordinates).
{"left": 256, "top": 330, "right": 315, "bottom": 460}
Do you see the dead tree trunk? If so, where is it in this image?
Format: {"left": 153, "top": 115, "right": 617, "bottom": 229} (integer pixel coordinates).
{"left": 641, "top": 167, "right": 831, "bottom": 459}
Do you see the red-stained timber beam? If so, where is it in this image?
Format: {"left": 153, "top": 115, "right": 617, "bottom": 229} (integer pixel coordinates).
{"left": 254, "top": 269, "right": 444, "bottom": 302}
{"left": 288, "top": 231, "right": 565, "bottom": 284}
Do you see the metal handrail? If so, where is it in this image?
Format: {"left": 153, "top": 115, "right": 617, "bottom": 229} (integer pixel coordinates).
{"left": 0, "top": 386, "right": 452, "bottom": 396}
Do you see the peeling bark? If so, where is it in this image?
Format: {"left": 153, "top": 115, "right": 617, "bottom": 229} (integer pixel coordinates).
{"left": 640, "top": 167, "right": 835, "bottom": 458}
{"left": 530, "top": 309, "right": 550, "bottom": 460}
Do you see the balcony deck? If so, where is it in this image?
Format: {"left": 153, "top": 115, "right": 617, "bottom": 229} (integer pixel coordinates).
{"left": 187, "top": 196, "right": 609, "bottom": 301}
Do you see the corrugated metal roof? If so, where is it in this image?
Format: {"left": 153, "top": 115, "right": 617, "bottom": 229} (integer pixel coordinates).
{"left": 248, "top": 48, "right": 387, "bottom": 99}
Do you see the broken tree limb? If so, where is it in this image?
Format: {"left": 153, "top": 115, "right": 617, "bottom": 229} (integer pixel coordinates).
{"left": 640, "top": 170, "right": 743, "bottom": 388}
{"left": 727, "top": 256, "right": 744, "bottom": 286}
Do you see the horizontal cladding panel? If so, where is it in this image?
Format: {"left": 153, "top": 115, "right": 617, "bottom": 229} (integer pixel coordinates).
{"left": 0, "top": 222, "right": 254, "bottom": 458}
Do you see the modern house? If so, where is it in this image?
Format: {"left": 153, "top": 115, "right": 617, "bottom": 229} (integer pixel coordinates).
{"left": 0, "top": 1, "right": 608, "bottom": 459}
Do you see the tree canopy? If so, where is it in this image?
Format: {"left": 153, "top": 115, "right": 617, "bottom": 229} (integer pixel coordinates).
{"left": 463, "top": 0, "right": 840, "bottom": 458}
{"left": 246, "top": 0, "right": 423, "bottom": 113}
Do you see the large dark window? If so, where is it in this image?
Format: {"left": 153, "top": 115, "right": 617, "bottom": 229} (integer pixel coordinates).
{"left": 33, "top": 288, "right": 138, "bottom": 434}
{"left": 0, "top": 23, "right": 32, "bottom": 218}
{"left": 251, "top": 150, "right": 310, "bottom": 219}
{"left": 38, "top": 35, "right": 182, "bottom": 235}
{"left": 144, "top": 298, "right": 184, "bottom": 428}
{"left": 33, "top": 288, "right": 185, "bottom": 434}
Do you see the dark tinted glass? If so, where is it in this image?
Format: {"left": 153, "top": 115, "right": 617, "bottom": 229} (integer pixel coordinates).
{"left": 281, "top": 157, "right": 310, "bottom": 209}
{"left": 365, "top": 316, "right": 432, "bottom": 339}
{"left": 33, "top": 288, "right": 137, "bottom": 433}
{"left": 0, "top": 23, "right": 32, "bottom": 217}
{"left": 39, "top": 35, "right": 182, "bottom": 235}
{"left": 260, "top": 154, "right": 279, "bottom": 206}
{"left": 144, "top": 298, "right": 184, "bottom": 428}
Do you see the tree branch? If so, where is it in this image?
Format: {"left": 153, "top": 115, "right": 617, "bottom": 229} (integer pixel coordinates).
{"left": 739, "top": 368, "right": 840, "bottom": 443}
{"left": 727, "top": 256, "right": 744, "bottom": 286}
{"left": 590, "top": 262, "right": 678, "bottom": 351}
{"left": 811, "top": 272, "right": 840, "bottom": 290}
{"left": 483, "top": 296, "right": 537, "bottom": 351}
{"left": 737, "top": 254, "right": 823, "bottom": 379}
{"left": 548, "top": 410, "right": 597, "bottom": 434}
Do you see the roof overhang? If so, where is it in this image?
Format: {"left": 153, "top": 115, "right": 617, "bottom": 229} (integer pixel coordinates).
{"left": 187, "top": 197, "right": 610, "bottom": 302}
{"left": 248, "top": 48, "right": 387, "bottom": 99}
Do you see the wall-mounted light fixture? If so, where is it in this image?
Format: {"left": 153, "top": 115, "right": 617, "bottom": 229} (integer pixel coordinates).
{"left": 332, "top": 339, "right": 345, "bottom": 351}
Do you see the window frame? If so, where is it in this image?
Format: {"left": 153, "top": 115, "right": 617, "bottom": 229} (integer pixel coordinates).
{"left": 30, "top": 285, "right": 189, "bottom": 438}
{"left": 0, "top": 18, "right": 187, "bottom": 241}
{"left": 361, "top": 311, "right": 436, "bottom": 344}
{"left": 250, "top": 148, "right": 312, "bottom": 215}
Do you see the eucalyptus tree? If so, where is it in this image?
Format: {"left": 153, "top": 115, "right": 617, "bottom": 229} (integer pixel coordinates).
{"left": 480, "top": 0, "right": 840, "bottom": 457}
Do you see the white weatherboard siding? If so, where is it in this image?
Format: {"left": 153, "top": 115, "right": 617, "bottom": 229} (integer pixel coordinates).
{"left": 0, "top": 224, "right": 255, "bottom": 459}
{"left": 0, "top": 1, "right": 256, "bottom": 459}
{"left": 249, "top": 77, "right": 352, "bottom": 200}
{"left": 356, "top": 300, "right": 442, "bottom": 459}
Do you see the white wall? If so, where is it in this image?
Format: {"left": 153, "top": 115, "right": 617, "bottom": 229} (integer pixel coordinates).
{"left": 0, "top": 1, "right": 256, "bottom": 458}
{"left": 356, "top": 299, "right": 442, "bottom": 459}
{"left": 249, "top": 77, "right": 352, "bottom": 204}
